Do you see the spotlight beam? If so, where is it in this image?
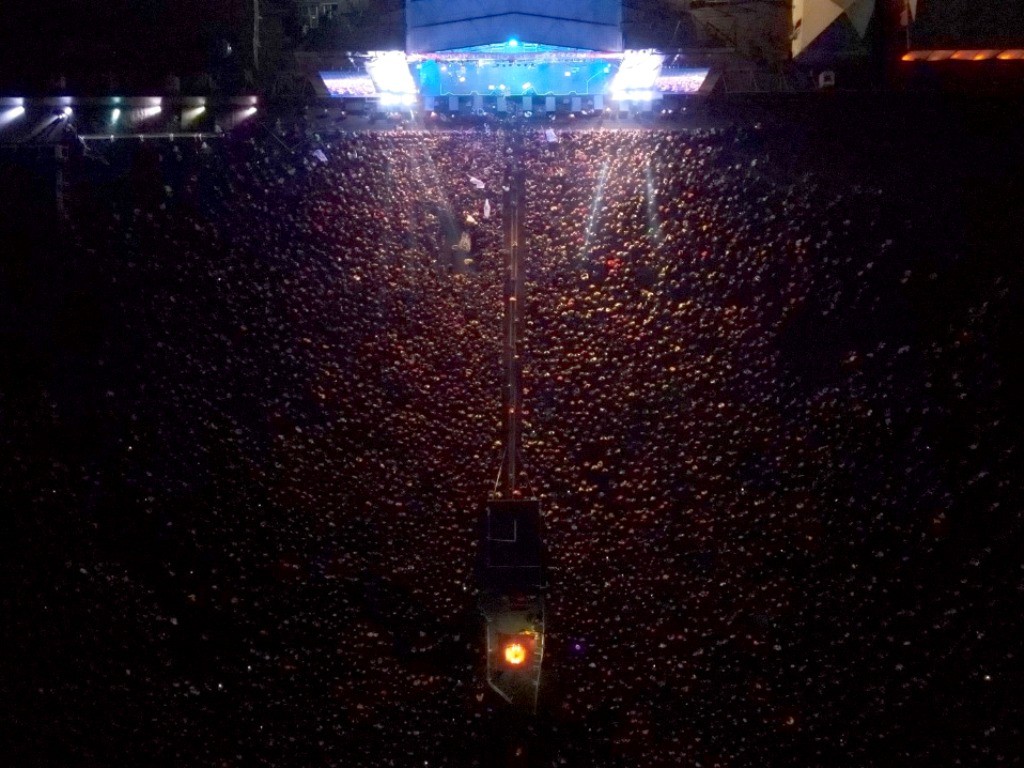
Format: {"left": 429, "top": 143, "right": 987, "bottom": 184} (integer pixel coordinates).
{"left": 0, "top": 105, "right": 26, "bottom": 127}
{"left": 580, "top": 159, "right": 610, "bottom": 263}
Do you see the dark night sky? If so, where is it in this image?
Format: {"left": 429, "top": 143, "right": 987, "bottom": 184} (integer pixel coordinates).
{"left": 914, "top": 0, "right": 1024, "bottom": 47}
{"left": 3, "top": 0, "right": 1024, "bottom": 86}
{"left": 0, "top": 1, "right": 250, "bottom": 86}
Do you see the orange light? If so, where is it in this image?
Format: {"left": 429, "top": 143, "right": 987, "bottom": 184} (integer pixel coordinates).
{"left": 904, "top": 49, "right": 1024, "bottom": 63}
{"left": 504, "top": 642, "right": 527, "bottom": 666}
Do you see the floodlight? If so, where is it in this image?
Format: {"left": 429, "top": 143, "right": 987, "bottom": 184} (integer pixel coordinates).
{"left": 610, "top": 51, "right": 665, "bottom": 96}
{"left": 182, "top": 106, "right": 206, "bottom": 123}
{"left": 365, "top": 51, "right": 418, "bottom": 103}
{"left": 0, "top": 105, "right": 26, "bottom": 127}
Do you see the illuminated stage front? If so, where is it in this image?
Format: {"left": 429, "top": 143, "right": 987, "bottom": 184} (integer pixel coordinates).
{"left": 319, "top": 44, "right": 710, "bottom": 106}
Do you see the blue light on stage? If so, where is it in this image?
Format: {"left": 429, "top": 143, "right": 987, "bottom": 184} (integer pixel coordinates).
{"left": 449, "top": 41, "right": 586, "bottom": 55}
{"left": 417, "top": 57, "right": 616, "bottom": 97}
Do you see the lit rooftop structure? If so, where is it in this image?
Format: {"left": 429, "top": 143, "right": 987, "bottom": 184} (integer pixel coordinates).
{"left": 406, "top": 0, "right": 624, "bottom": 54}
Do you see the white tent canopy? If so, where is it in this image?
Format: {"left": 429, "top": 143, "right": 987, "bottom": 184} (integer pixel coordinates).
{"left": 792, "top": 0, "right": 877, "bottom": 58}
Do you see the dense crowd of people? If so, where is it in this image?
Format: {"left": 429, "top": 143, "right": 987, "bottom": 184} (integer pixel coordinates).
{"left": 3, "top": 112, "right": 1022, "bottom": 766}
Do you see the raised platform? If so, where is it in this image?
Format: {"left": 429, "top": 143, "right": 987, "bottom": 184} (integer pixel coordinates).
{"left": 314, "top": 48, "right": 711, "bottom": 106}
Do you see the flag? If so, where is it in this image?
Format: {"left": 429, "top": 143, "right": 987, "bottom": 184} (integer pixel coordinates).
{"left": 469, "top": 175, "right": 486, "bottom": 189}
{"left": 313, "top": 149, "right": 328, "bottom": 163}
{"left": 483, "top": 199, "right": 491, "bottom": 219}
{"left": 545, "top": 128, "right": 558, "bottom": 143}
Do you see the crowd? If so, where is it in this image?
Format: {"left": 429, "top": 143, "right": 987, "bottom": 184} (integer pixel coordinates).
{"left": 3, "top": 112, "right": 1021, "bottom": 767}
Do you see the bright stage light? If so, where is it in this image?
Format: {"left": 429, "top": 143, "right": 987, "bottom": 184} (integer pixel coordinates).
{"left": 378, "top": 92, "right": 415, "bottom": 107}
{"left": 508, "top": 38, "right": 519, "bottom": 48}
{"left": 111, "top": 108, "right": 121, "bottom": 122}
{"left": 612, "top": 90, "right": 657, "bottom": 102}
{"left": 610, "top": 50, "right": 665, "bottom": 98}
{"left": 62, "top": 106, "right": 73, "bottom": 116}
{"left": 503, "top": 642, "right": 526, "bottom": 666}
{"left": 0, "top": 105, "right": 26, "bottom": 127}
{"left": 182, "top": 105, "right": 206, "bottom": 123}
{"left": 366, "top": 51, "right": 418, "bottom": 104}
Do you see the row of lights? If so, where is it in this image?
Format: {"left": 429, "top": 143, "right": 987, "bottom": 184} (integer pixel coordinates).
{"left": 902, "top": 49, "right": 1024, "bottom": 62}
{"left": 1, "top": 98, "right": 255, "bottom": 130}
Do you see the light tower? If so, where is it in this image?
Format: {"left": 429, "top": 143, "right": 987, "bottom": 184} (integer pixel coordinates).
{"left": 478, "top": 131, "right": 545, "bottom": 714}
